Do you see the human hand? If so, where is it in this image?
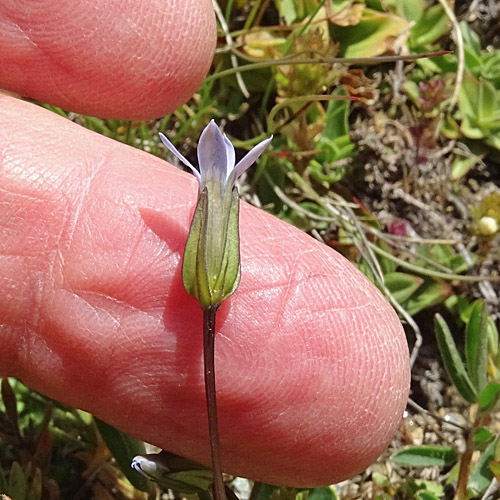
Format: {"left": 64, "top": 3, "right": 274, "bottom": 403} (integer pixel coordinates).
{"left": 0, "top": 0, "right": 409, "bottom": 487}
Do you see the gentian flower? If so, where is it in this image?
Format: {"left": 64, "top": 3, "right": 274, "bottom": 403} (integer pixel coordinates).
{"left": 160, "top": 120, "right": 272, "bottom": 309}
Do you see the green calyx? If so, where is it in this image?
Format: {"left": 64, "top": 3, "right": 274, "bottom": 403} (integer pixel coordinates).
{"left": 182, "top": 185, "right": 241, "bottom": 309}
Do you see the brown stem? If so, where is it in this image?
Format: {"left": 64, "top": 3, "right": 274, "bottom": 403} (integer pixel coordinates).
{"left": 454, "top": 427, "right": 474, "bottom": 500}
{"left": 203, "top": 306, "right": 226, "bottom": 500}
{"left": 454, "top": 408, "right": 484, "bottom": 500}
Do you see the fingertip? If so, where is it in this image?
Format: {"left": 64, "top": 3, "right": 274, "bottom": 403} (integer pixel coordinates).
{"left": 0, "top": 96, "right": 410, "bottom": 486}
{"left": 0, "top": 0, "right": 216, "bottom": 119}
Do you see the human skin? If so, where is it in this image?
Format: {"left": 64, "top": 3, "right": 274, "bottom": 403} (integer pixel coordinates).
{"left": 0, "top": 0, "right": 410, "bottom": 487}
{"left": 0, "top": 0, "right": 215, "bottom": 119}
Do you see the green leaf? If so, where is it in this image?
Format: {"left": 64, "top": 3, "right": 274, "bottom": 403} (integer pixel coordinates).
{"left": 460, "top": 21, "right": 483, "bottom": 77}
{"left": 447, "top": 253, "right": 475, "bottom": 274}
{"left": 488, "top": 317, "right": 499, "bottom": 357}
{"left": 475, "top": 428, "right": 495, "bottom": 450}
{"left": 164, "top": 470, "right": 214, "bottom": 494}
{"left": 460, "top": 21, "right": 482, "bottom": 55}
{"left": 332, "top": 9, "right": 410, "bottom": 58}
{"left": 307, "top": 158, "right": 347, "bottom": 185}
{"left": 409, "top": 4, "right": 449, "bottom": 47}
{"left": 465, "top": 302, "right": 489, "bottom": 391}
{"left": 322, "top": 87, "right": 350, "bottom": 140}
{"left": 481, "top": 51, "right": 500, "bottom": 87}
{"left": 0, "top": 461, "right": 7, "bottom": 493}
{"left": 478, "top": 381, "right": 500, "bottom": 414}
{"left": 391, "top": 445, "right": 459, "bottom": 467}
{"left": 404, "top": 80, "right": 420, "bottom": 105}
{"left": 460, "top": 74, "right": 500, "bottom": 141}
{"left": 371, "top": 472, "right": 389, "bottom": 487}
{"left": 442, "top": 115, "right": 460, "bottom": 139}
{"left": 415, "top": 52, "right": 457, "bottom": 75}
{"left": 434, "top": 314, "right": 478, "bottom": 403}
{"left": 7, "top": 462, "right": 26, "bottom": 500}
{"left": 426, "top": 243, "right": 452, "bottom": 264}
{"left": 415, "top": 491, "right": 441, "bottom": 500}
{"left": 405, "top": 279, "right": 451, "bottom": 316}
{"left": 251, "top": 483, "right": 279, "bottom": 500}
{"left": 384, "top": 0, "right": 424, "bottom": 22}
{"left": 464, "top": 47, "right": 482, "bottom": 77}
{"left": 308, "top": 87, "right": 355, "bottom": 186}
{"left": 384, "top": 272, "right": 423, "bottom": 304}
{"left": 356, "top": 261, "right": 376, "bottom": 284}
{"left": 376, "top": 241, "right": 396, "bottom": 275}
{"left": 459, "top": 75, "right": 484, "bottom": 137}
{"left": 1, "top": 378, "right": 20, "bottom": 437}
{"left": 280, "top": 0, "right": 298, "bottom": 24}
{"left": 94, "top": 418, "right": 152, "bottom": 493}
{"left": 485, "top": 133, "right": 500, "bottom": 151}
{"left": 308, "top": 486, "right": 338, "bottom": 500}
{"left": 27, "top": 467, "right": 42, "bottom": 500}
{"left": 495, "top": 438, "right": 500, "bottom": 462}
{"left": 468, "top": 438, "right": 497, "bottom": 495}
{"left": 450, "top": 156, "right": 478, "bottom": 181}
{"left": 416, "top": 243, "right": 472, "bottom": 273}
{"left": 459, "top": 299, "right": 479, "bottom": 324}
{"left": 400, "top": 479, "right": 444, "bottom": 499}
{"left": 477, "top": 77, "right": 500, "bottom": 124}
{"left": 288, "top": 202, "right": 329, "bottom": 231}
{"left": 489, "top": 461, "right": 500, "bottom": 483}
{"left": 446, "top": 461, "right": 460, "bottom": 484}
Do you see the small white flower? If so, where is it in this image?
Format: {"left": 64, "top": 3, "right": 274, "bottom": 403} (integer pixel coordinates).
{"left": 478, "top": 216, "right": 499, "bottom": 236}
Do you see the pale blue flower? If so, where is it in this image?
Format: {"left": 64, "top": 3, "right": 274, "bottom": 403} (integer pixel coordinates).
{"left": 160, "top": 121, "right": 272, "bottom": 309}
{"left": 131, "top": 452, "right": 214, "bottom": 494}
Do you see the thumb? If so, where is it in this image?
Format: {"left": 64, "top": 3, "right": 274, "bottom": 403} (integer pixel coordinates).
{"left": 0, "top": 94, "right": 409, "bottom": 487}
{"left": 0, "top": 0, "right": 216, "bottom": 119}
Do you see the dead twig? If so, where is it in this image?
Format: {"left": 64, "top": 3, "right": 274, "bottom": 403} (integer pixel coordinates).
{"left": 437, "top": 0, "right": 464, "bottom": 108}
{"left": 213, "top": 0, "right": 250, "bottom": 98}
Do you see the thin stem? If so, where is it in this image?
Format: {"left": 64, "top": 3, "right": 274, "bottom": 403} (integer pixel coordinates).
{"left": 243, "top": 0, "right": 263, "bottom": 31}
{"left": 267, "top": 94, "right": 355, "bottom": 133}
{"left": 203, "top": 51, "right": 451, "bottom": 84}
{"left": 203, "top": 306, "right": 226, "bottom": 500}
{"left": 437, "top": 0, "right": 463, "bottom": 108}
{"left": 369, "top": 244, "right": 500, "bottom": 283}
{"left": 454, "top": 427, "right": 475, "bottom": 500}
{"left": 212, "top": 0, "right": 249, "bottom": 98}
{"left": 454, "top": 409, "right": 485, "bottom": 500}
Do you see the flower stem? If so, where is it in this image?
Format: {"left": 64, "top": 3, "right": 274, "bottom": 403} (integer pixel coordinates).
{"left": 203, "top": 306, "right": 226, "bottom": 500}
{"left": 454, "top": 426, "right": 474, "bottom": 500}
{"left": 454, "top": 408, "right": 486, "bottom": 500}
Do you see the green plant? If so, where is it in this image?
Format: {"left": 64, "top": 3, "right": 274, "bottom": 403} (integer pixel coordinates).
{"left": 0, "top": 379, "right": 148, "bottom": 500}
{"left": 359, "top": 242, "right": 475, "bottom": 317}
{"left": 0, "top": 462, "right": 42, "bottom": 500}
{"left": 392, "top": 302, "right": 500, "bottom": 500}
{"left": 458, "top": 74, "right": 500, "bottom": 151}
{"left": 470, "top": 191, "right": 500, "bottom": 239}
{"left": 306, "top": 88, "right": 356, "bottom": 186}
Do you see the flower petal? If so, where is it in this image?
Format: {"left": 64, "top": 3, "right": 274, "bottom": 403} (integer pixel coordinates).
{"left": 159, "top": 132, "right": 201, "bottom": 182}
{"left": 230, "top": 136, "right": 272, "bottom": 185}
{"left": 222, "top": 133, "right": 235, "bottom": 180}
{"left": 197, "top": 120, "right": 232, "bottom": 187}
